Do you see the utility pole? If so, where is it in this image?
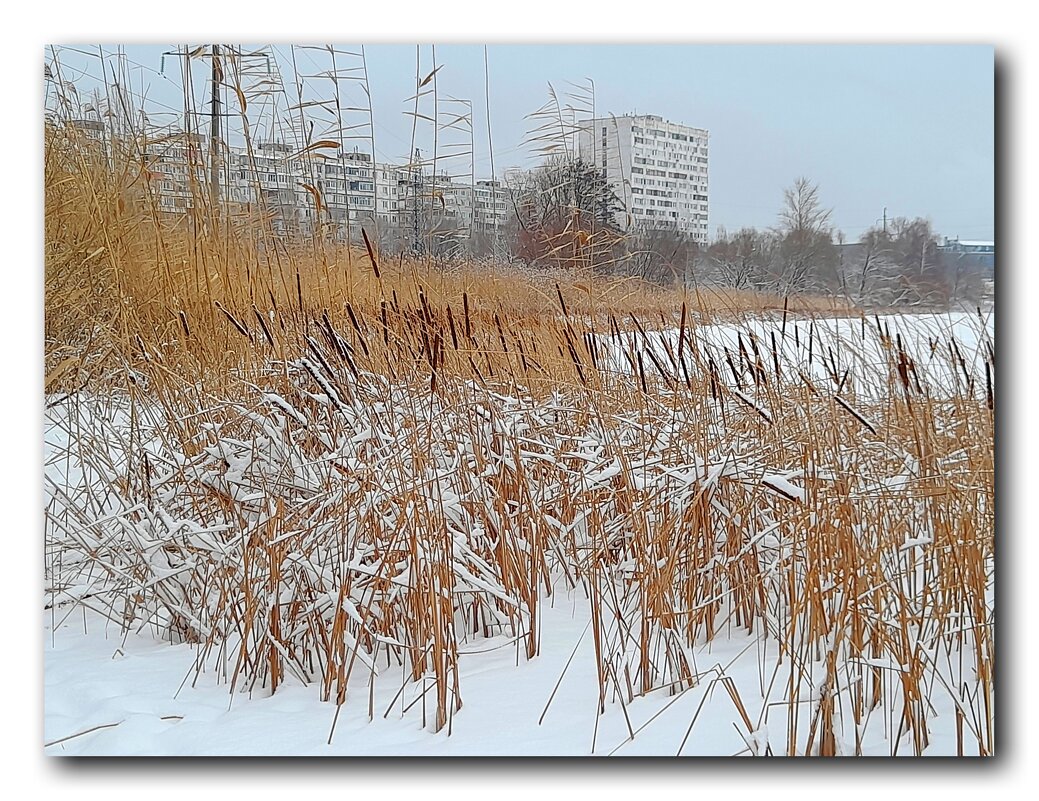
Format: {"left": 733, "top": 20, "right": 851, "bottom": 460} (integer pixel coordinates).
{"left": 883, "top": 206, "right": 887, "bottom": 235}
{"left": 209, "top": 44, "right": 222, "bottom": 223}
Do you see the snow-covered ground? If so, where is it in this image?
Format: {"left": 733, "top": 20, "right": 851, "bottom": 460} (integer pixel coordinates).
{"left": 45, "top": 597, "right": 968, "bottom": 757}
{"left": 602, "top": 309, "right": 994, "bottom": 399}
{"left": 43, "top": 311, "right": 994, "bottom": 757}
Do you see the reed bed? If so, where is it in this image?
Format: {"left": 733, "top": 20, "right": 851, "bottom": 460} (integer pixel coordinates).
{"left": 44, "top": 124, "right": 993, "bottom": 755}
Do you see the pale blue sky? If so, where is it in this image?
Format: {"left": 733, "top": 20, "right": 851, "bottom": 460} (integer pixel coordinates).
{"left": 47, "top": 43, "right": 994, "bottom": 241}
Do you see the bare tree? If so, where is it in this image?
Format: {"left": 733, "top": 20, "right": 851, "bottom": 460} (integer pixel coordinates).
{"left": 887, "top": 217, "right": 945, "bottom": 306}
{"left": 779, "top": 177, "right": 832, "bottom": 233}
{"left": 506, "top": 156, "right": 623, "bottom": 268}
{"left": 835, "top": 227, "right": 911, "bottom": 306}
{"left": 624, "top": 225, "right": 700, "bottom": 286}
{"left": 838, "top": 220, "right": 988, "bottom": 309}
{"left": 775, "top": 177, "right": 838, "bottom": 293}
{"left": 942, "top": 249, "right": 990, "bottom": 306}
{"left": 707, "top": 227, "right": 777, "bottom": 290}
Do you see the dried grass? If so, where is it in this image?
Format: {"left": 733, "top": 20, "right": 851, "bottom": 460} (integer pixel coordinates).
{"left": 44, "top": 123, "right": 993, "bottom": 755}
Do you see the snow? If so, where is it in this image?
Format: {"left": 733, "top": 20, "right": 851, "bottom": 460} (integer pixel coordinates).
{"left": 42, "top": 311, "right": 994, "bottom": 758}
{"left": 600, "top": 310, "right": 994, "bottom": 400}
{"left": 45, "top": 598, "right": 968, "bottom": 757}
{"left": 760, "top": 472, "right": 806, "bottom": 503}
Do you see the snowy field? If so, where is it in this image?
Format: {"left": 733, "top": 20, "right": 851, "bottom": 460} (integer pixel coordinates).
{"left": 45, "top": 597, "right": 966, "bottom": 756}
{"left": 601, "top": 310, "right": 994, "bottom": 400}
{"left": 43, "top": 311, "right": 994, "bottom": 757}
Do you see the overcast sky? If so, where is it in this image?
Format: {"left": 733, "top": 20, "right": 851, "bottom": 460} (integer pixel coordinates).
{"left": 47, "top": 43, "right": 994, "bottom": 242}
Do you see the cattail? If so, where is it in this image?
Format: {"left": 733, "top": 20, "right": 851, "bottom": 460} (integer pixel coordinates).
{"left": 214, "top": 300, "right": 251, "bottom": 341}
{"left": 446, "top": 305, "right": 459, "bottom": 351}
{"left": 253, "top": 305, "right": 275, "bottom": 349}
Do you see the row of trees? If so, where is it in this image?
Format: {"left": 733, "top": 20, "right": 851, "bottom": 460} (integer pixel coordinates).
{"left": 364, "top": 154, "right": 989, "bottom": 309}
{"left": 502, "top": 164, "right": 990, "bottom": 308}
{"left": 707, "top": 180, "right": 990, "bottom": 307}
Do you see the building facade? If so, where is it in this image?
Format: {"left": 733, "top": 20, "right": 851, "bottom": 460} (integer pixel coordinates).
{"left": 375, "top": 166, "right": 509, "bottom": 240}
{"left": 577, "top": 114, "right": 709, "bottom": 243}
{"left": 938, "top": 238, "right": 995, "bottom": 271}
{"left": 140, "top": 131, "right": 507, "bottom": 245}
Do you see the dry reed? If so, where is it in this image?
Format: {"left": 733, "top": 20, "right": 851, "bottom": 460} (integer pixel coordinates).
{"left": 44, "top": 122, "right": 993, "bottom": 755}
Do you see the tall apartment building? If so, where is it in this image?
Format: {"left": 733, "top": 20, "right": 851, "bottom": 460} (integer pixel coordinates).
{"left": 577, "top": 114, "right": 709, "bottom": 243}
